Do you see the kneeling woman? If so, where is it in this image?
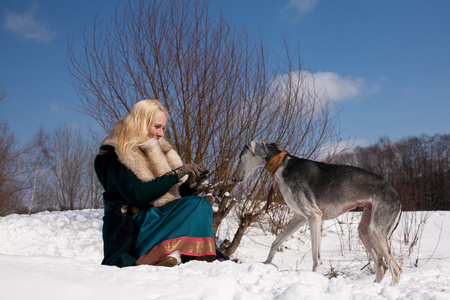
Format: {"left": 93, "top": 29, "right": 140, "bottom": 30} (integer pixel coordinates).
{"left": 94, "top": 99, "right": 219, "bottom": 267}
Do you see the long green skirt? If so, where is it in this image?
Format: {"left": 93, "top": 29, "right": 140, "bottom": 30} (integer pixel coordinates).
{"left": 133, "top": 196, "right": 217, "bottom": 264}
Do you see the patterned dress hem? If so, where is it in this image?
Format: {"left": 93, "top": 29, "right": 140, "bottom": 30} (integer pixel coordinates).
{"left": 138, "top": 236, "right": 216, "bottom": 265}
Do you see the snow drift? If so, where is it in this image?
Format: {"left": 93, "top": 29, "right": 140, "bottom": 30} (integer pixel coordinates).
{"left": 1, "top": 209, "right": 449, "bottom": 299}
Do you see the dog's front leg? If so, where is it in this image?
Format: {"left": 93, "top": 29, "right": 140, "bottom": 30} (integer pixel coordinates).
{"left": 307, "top": 209, "right": 323, "bottom": 272}
{"left": 264, "top": 214, "right": 306, "bottom": 264}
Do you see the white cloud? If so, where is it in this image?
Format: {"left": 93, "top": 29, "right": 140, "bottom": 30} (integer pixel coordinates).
{"left": 273, "top": 71, "right": 366, "bottom": 103}
{"left": 318, "top": 138, "right": 368, "bottom": 160}
{"left": 284, "top": 0, "right": 319, "bottom": 14}
{"left": 50, "top": 102, "right": 63, "bottom": 112}
{"left": 309, "top": 71, "right": 365, "bottom": 102}
{"left": 2, "top": 4, "right": 56, "bottom": 42}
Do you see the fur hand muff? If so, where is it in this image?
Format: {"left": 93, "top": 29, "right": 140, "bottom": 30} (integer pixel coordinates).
{"left": 104, "top": 137, "right": 186, "bottom": 207}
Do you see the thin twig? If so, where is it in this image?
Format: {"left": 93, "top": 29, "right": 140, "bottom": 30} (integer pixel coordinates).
{"left": 426, "top": 220, "right": 443, "bottom": 264}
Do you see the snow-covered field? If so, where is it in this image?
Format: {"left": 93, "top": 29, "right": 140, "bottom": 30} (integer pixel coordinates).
{"left": 1, "top": 209, "right": 449, "bottom": 299}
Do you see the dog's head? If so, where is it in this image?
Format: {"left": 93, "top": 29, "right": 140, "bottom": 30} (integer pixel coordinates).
{"left": 233, "top": 141, "right": 280, "bottom": 182}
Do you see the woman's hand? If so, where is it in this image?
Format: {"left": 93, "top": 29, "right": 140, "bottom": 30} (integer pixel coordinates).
{"left": 176, "top": 164, "right": 209, "bottom": 188}
{"left": 186, "top": 169, "right": 209, "bottom": 188}
{"left": 176, "top": 164, "right": 203, "bottom": 180}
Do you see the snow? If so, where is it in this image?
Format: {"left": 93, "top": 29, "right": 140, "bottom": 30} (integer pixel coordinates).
{"left": 1, "top": 209, "right": 449, "bottom": 299}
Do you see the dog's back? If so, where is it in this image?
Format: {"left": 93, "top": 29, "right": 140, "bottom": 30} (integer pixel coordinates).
{"left": 280, "top": 156, "right": 400, "bottom": 219}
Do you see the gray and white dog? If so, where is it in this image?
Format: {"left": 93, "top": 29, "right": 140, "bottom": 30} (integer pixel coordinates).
{"left": 234, "top": 141, "right": 402, "bottom": 286}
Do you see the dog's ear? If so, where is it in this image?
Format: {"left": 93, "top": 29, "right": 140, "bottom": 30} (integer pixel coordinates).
{"left": 252, "top": 141, "right": 266, "bottom": 156}
{"left": 263, "top": 142, "right": 282, "bottom": 156}
{"left": 267, "top": 142, "right": 280, "bottom": 151}
{"left": 248, "top": 141, "right": 257, "bottom": 154}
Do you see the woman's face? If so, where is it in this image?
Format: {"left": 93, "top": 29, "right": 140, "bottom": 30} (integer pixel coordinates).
{"left": 147, "top": 110, "right": 167, "bottom": 140}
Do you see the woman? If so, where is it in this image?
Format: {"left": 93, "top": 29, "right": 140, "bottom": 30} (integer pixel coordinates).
{"left": 94, "top": 99, "right": 219, "bottom": 267}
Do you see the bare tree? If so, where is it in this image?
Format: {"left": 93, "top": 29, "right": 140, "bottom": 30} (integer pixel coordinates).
{"left": 0, "top": 89, "right": 27, "bottom": 216}
{"left": 45, "top": 126, "right": 102, "bottom": 210}
{"left": 27, "top": 128, "right": 48, "bottom": 214}
{"left": 66, "top": 0, "right": 343, "bottom": 256}
{"left": 333, "top": 134, "right": 450, "bottom": 211}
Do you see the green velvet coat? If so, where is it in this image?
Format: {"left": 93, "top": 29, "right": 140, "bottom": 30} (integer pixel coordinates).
{"left": 94, "top": 144, "right": 187, "bottom": 267}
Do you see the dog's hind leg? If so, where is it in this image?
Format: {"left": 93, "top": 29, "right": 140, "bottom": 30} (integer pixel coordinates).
{"left": 368, "top": 226, "right": 402, "bottom": 285}
{"left": 358, "top": 205, "right": 387, "bottom": 277}
{"left": 264, "top": 214, "right": 306, "bottom": 264}
{"left": 369, "top": 200, "right": 402, "bottom": 286}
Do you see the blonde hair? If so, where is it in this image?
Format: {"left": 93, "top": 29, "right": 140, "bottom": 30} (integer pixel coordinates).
{"left": 107, "top": 99, "right": 167, "bottom": 154}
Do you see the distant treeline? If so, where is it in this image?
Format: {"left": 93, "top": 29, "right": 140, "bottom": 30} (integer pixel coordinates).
{"left": 332, "top": 134, "right": 450, "bottom": 211}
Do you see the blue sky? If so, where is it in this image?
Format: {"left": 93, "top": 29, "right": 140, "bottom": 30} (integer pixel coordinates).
{"left": 1, "top": 0, "right": 449, "bottom": 148}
